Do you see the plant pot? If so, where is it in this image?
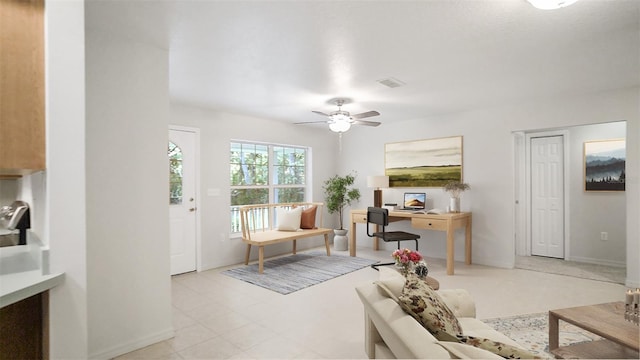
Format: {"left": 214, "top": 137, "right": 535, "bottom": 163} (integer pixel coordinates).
{"left": 449, "top": 197, "right": 460, "bottom": 213}
{"left": 333, "top": 229, "right": 348, "bottom": 251}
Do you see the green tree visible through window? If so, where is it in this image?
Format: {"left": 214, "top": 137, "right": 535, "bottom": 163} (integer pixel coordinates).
{"left": 168, "top": 141, "right": 183, "bottom": 204}
{"left": 230, "top": 142, "right": 308, "bottom": 232}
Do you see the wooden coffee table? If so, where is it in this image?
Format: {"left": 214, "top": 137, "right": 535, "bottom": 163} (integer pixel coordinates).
{"left": 549, "top": 302, "right": 639, "bottom": 359}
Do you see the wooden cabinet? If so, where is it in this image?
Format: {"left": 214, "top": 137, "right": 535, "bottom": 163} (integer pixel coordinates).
{"left": 0, "top": 292, "right": 47, "bottom": 360}
{"left": 0, "top": 0, "right": 46, "bottom": 177}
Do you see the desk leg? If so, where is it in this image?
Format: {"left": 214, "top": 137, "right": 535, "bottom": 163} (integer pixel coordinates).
{"left": 373, "top": 225, "right": 379, "bottom": 251}
{"left": 446, "top": 221, "right": 454, "bottom": 275}
{"left": 350, "top": 218, "right": 356, "bottom": 257}
{"left": 465, "top": 216, "right": 472, "bottom": 265}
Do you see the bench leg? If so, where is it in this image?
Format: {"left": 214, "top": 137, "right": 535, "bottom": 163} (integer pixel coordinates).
{"left": 324, "top": 233, "right": 331, "bottom": 256}
{"left": 244, "top": 244, "right": 251, "bottom": 265}
{"left": 292, "top": 239, "right": 297, "bottom": 254}
{"left": 258, "top": 246, "right": 264, "bottom": 274}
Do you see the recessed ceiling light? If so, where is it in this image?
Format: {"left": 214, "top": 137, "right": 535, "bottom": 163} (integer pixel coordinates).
{"left": 527, "top": 0, "right": 580, "bottom": 10}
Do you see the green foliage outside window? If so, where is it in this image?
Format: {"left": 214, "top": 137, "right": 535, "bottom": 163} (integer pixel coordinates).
{"left": 168, "top": 142, "right": 183, "bottom": 205}
{"left": 230, "top": 142, "right": 308, "bottom": 232}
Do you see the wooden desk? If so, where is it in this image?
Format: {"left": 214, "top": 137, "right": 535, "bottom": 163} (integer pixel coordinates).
{"left": 349, "top": 210, "right": 472, "bottom": 275}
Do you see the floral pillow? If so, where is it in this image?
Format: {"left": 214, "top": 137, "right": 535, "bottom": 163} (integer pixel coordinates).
{"left": 396, "top": 273, "right": 463, "bottom": 341}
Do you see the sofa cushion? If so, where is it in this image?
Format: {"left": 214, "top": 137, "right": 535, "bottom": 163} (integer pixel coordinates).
{"left": 457, "top": 318, "right": 522, "bottom": 347}
{"left": 437, "top": 341, "right": 503, "bottom": 359}
{"left": 375, "top": 267, "right": 406, "bottom": 298}
{"left": 454, "top": 335, "right": 539, "bottom": 359}
{"left": 395, "top": 273, "right": 463, "bottom": 341}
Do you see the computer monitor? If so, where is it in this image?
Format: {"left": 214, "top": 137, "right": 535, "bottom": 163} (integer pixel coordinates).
{"left": 403, "top": 192, "right": 426, "bottom": 210}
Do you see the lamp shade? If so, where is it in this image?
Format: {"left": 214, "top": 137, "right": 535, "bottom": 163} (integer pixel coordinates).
{"left": 367, "top": 175, "right": 389, "bottom": 189}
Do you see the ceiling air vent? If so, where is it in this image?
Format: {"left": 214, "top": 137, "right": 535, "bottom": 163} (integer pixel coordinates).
{"left": 377, "top": 77, "right": 405, "bottom": 88}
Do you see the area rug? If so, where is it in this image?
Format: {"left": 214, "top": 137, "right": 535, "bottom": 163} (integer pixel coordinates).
{"left": 482, "top": 312, "right": 602, "bottom": 359}
{"left": 222, "top": 251, "right": 377, "bottom": 295}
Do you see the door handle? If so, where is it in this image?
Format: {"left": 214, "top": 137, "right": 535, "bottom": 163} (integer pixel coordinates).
{"left": 189, "top": 207, "right": 197, "bottom": 212}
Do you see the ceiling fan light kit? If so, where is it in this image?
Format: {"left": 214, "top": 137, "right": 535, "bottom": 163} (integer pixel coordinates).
{"left": 527, "top": 0, "right": 580, "bottom": 10}
{"left": 296, "top": 98, "right": 382, "bottom": 133}
{"left": 329, "top": 120, "right": 351, "bottom": 133}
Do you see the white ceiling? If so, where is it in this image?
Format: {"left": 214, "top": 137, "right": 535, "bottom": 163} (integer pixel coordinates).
{"left": 87, "top": 0, "right": 639, "bottom": 128}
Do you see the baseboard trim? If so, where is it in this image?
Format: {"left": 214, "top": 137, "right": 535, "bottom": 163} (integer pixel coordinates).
{"left": 89, "top": 327, "right": 174, "bottom": 360}
{"left": 567, "top": 255, "right": 626, "bottom": 268}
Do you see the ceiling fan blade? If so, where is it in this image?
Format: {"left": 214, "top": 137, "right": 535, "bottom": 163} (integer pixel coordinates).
{"left": 294, "top": 120, "right": 329, "bottom": 125}
{"left": 312, "top": 110, "right": 330, "bottom": 117}
{"left": 351, "top": 110, "right": 380, "bottom": 119}
{"left": 352, "top": 120, "right": 381, "bottom": 127}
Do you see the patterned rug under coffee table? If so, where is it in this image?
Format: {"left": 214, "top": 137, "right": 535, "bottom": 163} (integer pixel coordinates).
{"left": 483, "top": 312, "right": 602, "bottom": 359}
{"left": 223, "top": 251, "right": 377, "bottom": 295}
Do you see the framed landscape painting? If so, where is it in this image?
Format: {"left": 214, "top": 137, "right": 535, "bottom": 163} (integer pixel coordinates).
{"left": 385, "top": 136, "right": 462, "bottom": 188}
{"left": 584, "top": 139, "right": 625, "bottom": 192}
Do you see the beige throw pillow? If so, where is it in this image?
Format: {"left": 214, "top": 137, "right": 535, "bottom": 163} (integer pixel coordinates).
{"left": 275, "top": 207, "right": 302, "bottom": 231}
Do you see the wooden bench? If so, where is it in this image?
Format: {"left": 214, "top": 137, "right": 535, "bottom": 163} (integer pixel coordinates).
{"left": 240, "top": 202, "right": 332, "bottom": 274}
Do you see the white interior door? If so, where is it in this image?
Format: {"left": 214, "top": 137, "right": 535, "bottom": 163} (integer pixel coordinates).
{"left": 530, "top": 136, "right": 564, "bottom": 258}
{"left": 169, "top": 129, "right": 197, "bottom": 275}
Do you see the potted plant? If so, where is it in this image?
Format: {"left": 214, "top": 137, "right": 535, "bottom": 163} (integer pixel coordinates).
{"left": 323, "top": 172, "right": 361, "bottom": 250}
{"left": 443, "top": 181, "right": 470, "bottom": 213}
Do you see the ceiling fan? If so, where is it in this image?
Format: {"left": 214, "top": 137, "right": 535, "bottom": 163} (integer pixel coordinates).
{"left": 295, "top": 98, "right": 381, "bottom": 133}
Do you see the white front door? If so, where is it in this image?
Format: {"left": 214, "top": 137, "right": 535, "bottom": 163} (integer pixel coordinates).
{"left": 169, "top": 128, "right": 197, "bottom": 275}
{"left": 530, "top": 136, "right": 564, "bottom": 258}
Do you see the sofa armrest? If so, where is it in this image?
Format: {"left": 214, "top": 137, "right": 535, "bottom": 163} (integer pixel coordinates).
{"left": 438, "top": 289, "right": 476, "bottom": 318}
{"left": 356, "top": 283, "right": 452, "bottom": 359}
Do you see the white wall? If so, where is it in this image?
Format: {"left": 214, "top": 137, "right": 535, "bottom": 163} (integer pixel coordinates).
{"left": 627, "top": 116, "right": 640, "bottom": 287}
{"left": 339, "top": 87, "right": 639, "bottom": 286}
{"left": 170, "top": 103, "right": 339, "bottom": 270}
{"left": 0, "top": 179, "right": 18, "bottom": 205}
{"left": 46, "top": 0, "right": 89, "bottom": 358}
{"left": 568, "top": 121, "right": 626, "bottom": 266}
{"left": 85, "top": 29, "right": 173, "bottom": 359}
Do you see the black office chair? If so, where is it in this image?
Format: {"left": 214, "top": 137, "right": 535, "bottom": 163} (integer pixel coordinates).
{"left": 366, "top": 207, "right": 421, "bottom": 271}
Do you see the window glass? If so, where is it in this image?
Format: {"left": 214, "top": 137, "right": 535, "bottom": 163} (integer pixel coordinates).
{"left": 168, "top": 141, "right": 183, "bottom": 205}
{"left": 230, "top": 142, "right": 308, "bottom": 232}
{"left": 230, "top": 143, "right": 269, "bottom": 186}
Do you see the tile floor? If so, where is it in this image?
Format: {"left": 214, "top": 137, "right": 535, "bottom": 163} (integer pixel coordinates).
{"left": 116, "top": 247, "right": 626, "bottom": 359}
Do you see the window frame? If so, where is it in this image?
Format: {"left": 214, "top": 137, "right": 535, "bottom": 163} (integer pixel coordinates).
{"left": 230, "top": 140, "right": 311, "bottom": 234}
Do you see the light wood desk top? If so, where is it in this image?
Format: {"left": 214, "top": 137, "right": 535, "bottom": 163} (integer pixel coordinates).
{"left": 349, "top": 209, "right": 472, "bottom": 275}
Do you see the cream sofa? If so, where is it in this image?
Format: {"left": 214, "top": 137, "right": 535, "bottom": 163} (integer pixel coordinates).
{"left": 355, "top": 268, "right": 529, "bottom": 359}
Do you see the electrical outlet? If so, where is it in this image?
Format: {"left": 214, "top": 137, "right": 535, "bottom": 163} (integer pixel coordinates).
{"left": 600, "top": 232, "right": 608, "bottom": 241}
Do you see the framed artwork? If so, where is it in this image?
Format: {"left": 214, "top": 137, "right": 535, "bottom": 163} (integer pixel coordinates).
{"left": 584, "top": 139, "right": 625, "bottom": 192}
{"left": 385, "top": 136, "right": 462, "bottom": 188}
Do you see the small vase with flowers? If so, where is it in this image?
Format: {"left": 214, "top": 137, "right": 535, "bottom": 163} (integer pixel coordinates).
{"left": 392, "top": 248, "right": 424, "bottom": 276}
